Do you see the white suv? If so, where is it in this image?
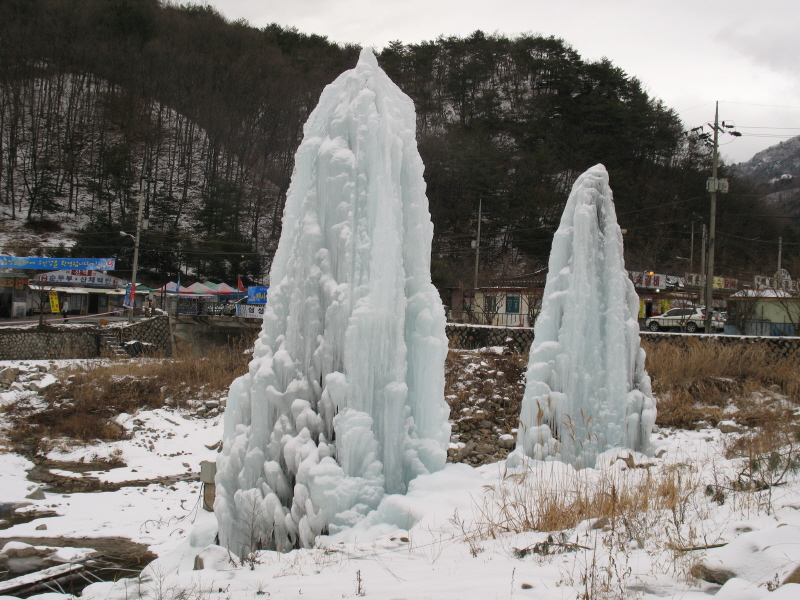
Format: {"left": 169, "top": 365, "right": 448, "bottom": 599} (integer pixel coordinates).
{"left": 645, "top": 307, "right": 724, "bottom": 333}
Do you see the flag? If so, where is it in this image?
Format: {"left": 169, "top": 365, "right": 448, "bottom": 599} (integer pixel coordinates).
{"left": 237, "top": 276, "right": 245, "bottom": 293}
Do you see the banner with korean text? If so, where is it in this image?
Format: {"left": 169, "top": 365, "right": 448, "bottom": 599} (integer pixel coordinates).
{"left": 0, "top": 257, "right": 116, "bottom": 270}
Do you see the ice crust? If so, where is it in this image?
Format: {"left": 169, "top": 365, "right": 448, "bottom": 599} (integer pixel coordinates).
{"left": 511, "top": 165, "right": 656, "bottom": 469}
{"left": 215, "top": 48, "right": 450, "bottom": 552}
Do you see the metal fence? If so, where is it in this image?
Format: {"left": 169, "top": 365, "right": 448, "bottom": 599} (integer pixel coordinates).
{"left": 161, "top": 296, "right": 264, "bottom": 318}
{"left": 447, "top": 310, "right": 534, "bottom": 328}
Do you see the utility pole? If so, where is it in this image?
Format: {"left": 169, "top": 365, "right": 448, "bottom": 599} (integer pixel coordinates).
{"left": 700, "top": 224, "right": 707, "bottom": 308}
{"left": 473, "top": 199, "right": 482, "bottom": 294}
{"left": 690, "top": 221, "right": 694, "bottom": 274}
{"left": 128, "top": 177, "right": 145, "bottom": 324}
{"left": 698, "top": 102, "right": 736, "bottom": 331}
{"left": 777, "top": 236, "right": 783, "bottom": 283}
{"left": 705, "top": 102, "right": 720, "bottom": 332}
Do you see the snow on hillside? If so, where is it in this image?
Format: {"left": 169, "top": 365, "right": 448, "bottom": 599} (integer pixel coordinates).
{"left": 0, "top": 72, "right": 279, "bottom": 265}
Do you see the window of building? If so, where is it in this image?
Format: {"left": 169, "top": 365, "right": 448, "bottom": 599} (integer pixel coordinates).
{"left": 506, "top": 294, "right": 520, "bottom": 314}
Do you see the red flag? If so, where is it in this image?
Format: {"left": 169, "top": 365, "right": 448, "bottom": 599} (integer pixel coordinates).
{"left": 237, "top": 276, "right": 245, "bottom": 293}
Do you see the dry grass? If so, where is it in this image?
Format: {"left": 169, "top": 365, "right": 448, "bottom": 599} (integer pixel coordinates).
{"left": 644, "top": 340, "right": 800, "bottom": 429}
{"left": 3, "top": 339, "right": 254, "bottom": 455}
{"left": 725, "top": 422, "right": 800, "bottom": 461}
{"left": 474, "top": 463, "right": 699, "bottom": 540}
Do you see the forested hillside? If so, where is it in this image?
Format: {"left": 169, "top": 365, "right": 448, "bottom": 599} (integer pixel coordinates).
{"left": 735, "top": 136, "right": 800, "bottom": 229}
{"left": 0, "top": 0, "right": 792, "bottom": 287}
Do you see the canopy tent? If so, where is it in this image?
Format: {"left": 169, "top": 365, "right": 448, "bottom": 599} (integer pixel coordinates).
{"left": 156, "top": 280, "right": 247, "bottom": 296}
{"left": 216, "top": 283, "right": 238, "bottom": 294}
{"left": 184, "top": 282, "right": 216, "bottom": 294}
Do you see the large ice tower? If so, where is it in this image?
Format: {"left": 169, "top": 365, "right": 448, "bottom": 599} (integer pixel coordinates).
{"left": 513, "top": 165, "right": 656, "bottom": 469}
{"left": 215, "top": 48, "right": 450, "bottom": 552}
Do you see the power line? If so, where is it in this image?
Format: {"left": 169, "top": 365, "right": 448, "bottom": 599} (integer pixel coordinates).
{"left": 721, "top": 101, "right": 800, "bottom": 110}
{"left": 717, "top": 230, "right": 800, "bottom": 245}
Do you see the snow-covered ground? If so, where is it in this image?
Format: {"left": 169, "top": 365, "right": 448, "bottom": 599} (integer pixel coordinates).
{"left": 1, "top": 358, "right": 800, "bottom": 599}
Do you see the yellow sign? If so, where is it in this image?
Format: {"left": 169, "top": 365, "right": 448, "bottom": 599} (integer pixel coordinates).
{"left": 49, "top": 291, "right": 60, "bottom": 314}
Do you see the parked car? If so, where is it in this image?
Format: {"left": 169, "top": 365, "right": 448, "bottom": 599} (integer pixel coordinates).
{"left": 645, "top": 307, "right": 724, "bottom": 333}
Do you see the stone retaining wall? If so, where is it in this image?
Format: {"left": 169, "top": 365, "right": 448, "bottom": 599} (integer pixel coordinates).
{"left": 0, "top": 316, "right": 173, "bottom": 360}
{"left": 115, "top": 316, "right": 174, "bottom": 356}
{"left": 445, "top": 323, "right": 800, "bottom": 359}
{"left": 446, "top": 323, "right": 534, "bottom": 353}
{"left": 0, "top": 326, "right": 102, "bottom": 360}
{"left": 4, "top": 320, "right": 797, "bottom": 361}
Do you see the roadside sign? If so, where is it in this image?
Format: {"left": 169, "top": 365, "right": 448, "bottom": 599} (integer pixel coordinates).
{"left": 247, "top": 286, "right": 268, "bottom": 305}
{"left": 236, "top": 304, "right": 265, "bottom": 318}
{"left": 49, "top": 291, "right": 60, "bottom": 313}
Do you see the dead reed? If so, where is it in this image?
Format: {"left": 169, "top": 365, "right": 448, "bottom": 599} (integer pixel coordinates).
{"left": 3, "top": 339, "right": 254, "bottom": 454}
{"left": 644, "top": 340, "right": 800, "bottom": 429}
{"left": 474, "top": 463, "right": 698, "bottom": 539}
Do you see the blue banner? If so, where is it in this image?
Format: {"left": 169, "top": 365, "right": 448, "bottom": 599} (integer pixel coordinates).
{"left": 247, "top": 286, "right": 268, "bottom": 305}
{"left": 123, "top": 284, "right": 136, "bottom": 309}
{"left": 0, "top": 256, "right": 116, "bottom": 270}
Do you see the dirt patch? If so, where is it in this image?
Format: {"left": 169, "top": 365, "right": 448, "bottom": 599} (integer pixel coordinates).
{"left": 25, "top": 460, "right": 196, "bottom": 494}
{"left": 0, "top": 504, "right": 59, "bottom": 531}
{"left": 0, "top": 536, "right": 156, "bottom": 568}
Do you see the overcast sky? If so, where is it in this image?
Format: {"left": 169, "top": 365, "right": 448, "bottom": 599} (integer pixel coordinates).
{"left": 206, "top": 0, "right": 800, "bottom": 164}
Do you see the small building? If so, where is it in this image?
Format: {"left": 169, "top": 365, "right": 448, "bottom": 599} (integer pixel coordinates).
{"left": 727, "top": 289, "right": 800, "bottom": 336}
{"left": 0, "top": 273, "right": 29, "bottom": 317}
{"left": 449, "top": 278, "right": 545, "bottom": 327}
{"left": 28, "top": 270, "right": 148, "bottom": 316}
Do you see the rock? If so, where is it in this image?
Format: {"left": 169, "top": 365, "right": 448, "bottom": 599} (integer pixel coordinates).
{"left": 0, "top": 367, "right": 17, "bottom": 383}
{"left": 27, "top": 372, "right": 42, "bottom": 381}
{"left": 35, "top": 523, "right": 48, "bottom": 530}
{"left": 784, "top": 564, "right": 800, "bottom": 585}
{"left": 194, "top": 545, "right": 232, "bottom": 571}
{"left": 2, "top": 542, "right": 39, "bottom": 558}
{"left": 499, "top": 434, "right": 516, "bottom": 449}
{"left": 476, "top": 443, "right": 494, "bottom": 455}
{"left": 479, "top": 419, "right": 493, "bottom": 429}
{"left": 717, "top": 420, "right": 742, "bottom": 434}
{"left": 26, "top": 488, "right": 46, "bottom": 500}
{"left": 591, "top": 516, "right": 610, "bottom": 530}
{"left": 691, "top": 563, "right": 736, "bottom": 585}
{"left": 655, "top": 447, "right": 667, "bottom": 458}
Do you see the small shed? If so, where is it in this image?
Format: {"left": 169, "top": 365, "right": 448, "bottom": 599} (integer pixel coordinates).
{"left": 727, "top": 289, "right": 800, "bottom": 336}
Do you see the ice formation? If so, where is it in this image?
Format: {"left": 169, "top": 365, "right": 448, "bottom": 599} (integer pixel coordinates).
{"left": 215, "top": 48, "right": 450, "bottom": 552}
{"left": 512, "top": 165, "right": 656, "bottom": 469}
